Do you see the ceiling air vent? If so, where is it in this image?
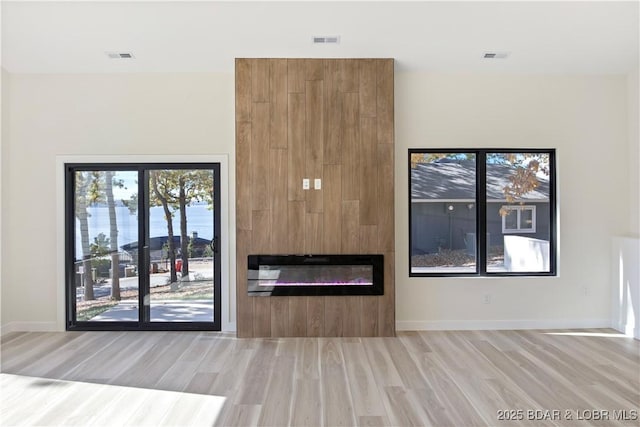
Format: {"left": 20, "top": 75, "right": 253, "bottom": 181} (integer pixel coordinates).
{"left": 106, "top": 52, "right": 135, "bottom": 59}
{"left": 313, "top": 36, "right": 340, "bottom": 44}
{"left": 483, "top": 52, "right": 510, "bottom": 59}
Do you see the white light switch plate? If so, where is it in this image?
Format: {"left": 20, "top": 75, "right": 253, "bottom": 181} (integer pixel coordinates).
{"left": 314, "top": 178, "right": 322, "bottom": 190}
{"left": 302, "top": 178, "right": 310, "bottom": 190}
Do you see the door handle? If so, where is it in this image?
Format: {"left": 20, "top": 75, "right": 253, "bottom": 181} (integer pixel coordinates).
{"left": 210, "top": 237, "right": 219, "bottom": 254}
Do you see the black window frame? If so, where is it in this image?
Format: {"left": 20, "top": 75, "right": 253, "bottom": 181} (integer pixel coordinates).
{"left": 408, "top": 148, "right": 557, "bottom": 277}
{"left": 65, "top": 162, "right": 222, "bottom": 331}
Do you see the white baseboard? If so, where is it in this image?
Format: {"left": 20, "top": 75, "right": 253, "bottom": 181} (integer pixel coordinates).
{"left": 1, "top": 321, "right": 235, "bottom": 336}
{"left": 1, "top": 321, "right": 61, "bottom": 336}
{"left": 3, "top": 319, "right": 613, "bottom": 335}
{"left": 396, "top": 318, "right": 611, "bottom": 331}
{"left": 222, "top": 322, "right": 236, "bottom": 333}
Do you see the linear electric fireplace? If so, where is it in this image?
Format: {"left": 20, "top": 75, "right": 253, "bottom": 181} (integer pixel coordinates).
{"left": 248, "top": 254, "right": 384, "bottom": 296}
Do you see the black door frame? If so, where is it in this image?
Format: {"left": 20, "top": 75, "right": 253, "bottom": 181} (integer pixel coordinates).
{"left": 65, "top": 162, "right": 222, "bottom": 331}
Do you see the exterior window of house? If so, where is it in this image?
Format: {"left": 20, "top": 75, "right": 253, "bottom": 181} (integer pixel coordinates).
{"left": 502, "top": 205, "right": 536, "bottom": 233}
{"left": 409, "top": 149, "right": 556, "bottom": 276}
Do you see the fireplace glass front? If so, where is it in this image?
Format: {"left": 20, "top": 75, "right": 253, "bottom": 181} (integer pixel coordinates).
{"left": 248, "top": 254, "right": 384, "bottom": 296}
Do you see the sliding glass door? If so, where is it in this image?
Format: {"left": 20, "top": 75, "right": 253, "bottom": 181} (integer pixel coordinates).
{"left": 66, "top": 163, "right": 221, "bottom": 330}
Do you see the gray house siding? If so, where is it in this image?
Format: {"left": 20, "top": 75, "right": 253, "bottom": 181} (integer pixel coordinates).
{"left": 411, "top": 201, "right": 550, "bottom": 256}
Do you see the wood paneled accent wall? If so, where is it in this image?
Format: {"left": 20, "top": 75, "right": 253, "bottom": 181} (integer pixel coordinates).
{"left": 235, "top": 58, "right": 395, "bottom": 337}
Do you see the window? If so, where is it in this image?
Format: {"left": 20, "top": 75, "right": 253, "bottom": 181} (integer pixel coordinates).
{"left": 502, "top": 205, "right": 536, "bottom": 233}
{"left": 409, "top": 149, "right": 556, "bottom": 276}
{"left": 65, "top": 163, "right": 222, "bottom": 330}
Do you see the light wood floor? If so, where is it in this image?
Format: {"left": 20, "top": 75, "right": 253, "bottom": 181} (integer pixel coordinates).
{"left": 1, "top": 329, "right": 638, "bottom": 426}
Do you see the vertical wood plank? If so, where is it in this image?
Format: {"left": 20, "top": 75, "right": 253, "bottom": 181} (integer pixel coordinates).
{"left": 307, "top": 298, "right": 325, "bottom": 336}
{"left": 379, "top": 252, "right": 395, "bottom": 337}
{"left": 269, "top": 148, "right": 288, "bottom": 252}
{"left": 341, "top": 92, "right": 360, "bottom": 201}
{"left": 287, "top": 59, "right": 305, "bottom": 93}
{"left": 236, "top": 229, "right": 253, "bottom": 338}
{"left": 359, "top": 225, "right": 378, "bottom": 253}
{"left": 323, "top": 60, "right": 341, "bottom": 165}
{"left": 288, "top": 297, "right": 307, "bottom": 337}
{"left": 360, "top": 296, "right": 379, "bottom": 337}
{"left": 251, "top": 210, "right": 271, "bottom": 253}
{"left": 236, "top": 59, "right": 254, "bottom": 339}
{"left": 251, "top": 102, "right": 271, "bottom": 211}
{"left": 359, "top": 60, "right": 377, "bottom": 117}
{"left": 324, "top": 298, "right": 346, "bottom": 336}
{"left": 251, "top": 59, "right": 270, "bottom": 103}
{"left": 322, "top": 164, "right": 342, "bottom": 253}
{"left": 344, "top": 296, "right": 362, "bottom": 337}
{"left": 252, "top": 210, "right": 272, "bottom": 337}
{"left": 270, "top": 59, "right": 288, "bottom": 149}
{"left": 376, "top": 59, "right": 394, "bottom": 145}
{"left": 377, "top": 143, "right": 394, "bottom": 252}
{"left": 254, "top": 297, "right": 272, "bottom": 338}
{"left": 287, "top": 201, "right": 305, "bottom": 253}
{"left": 270, "top": 298, "right": 289, "bottom": 337}
{"left": 305, "top": 80, "right": 324, "bottom": 213}
{"left": 341, "top": 201, "right": 360, "bottom": 253}
{"left": 287, "top": 93, "right": 305, "bottom": 201}
{"left": 236, "top": 121, "right": 252, "bottom": 231}
{"left": 304, "top": 213, "right": 323, "bottom": 253}
{"left": 235, "top": 59, "right": 252, "bottom": 122}
{"left": 304, "top": 59, "right": 324, "bottom": 81}
{"left": 360, "top": 116, "right": 378, "bottom": 225}
{"left": 337, "top": 59, "right": 358, "bottom": 93}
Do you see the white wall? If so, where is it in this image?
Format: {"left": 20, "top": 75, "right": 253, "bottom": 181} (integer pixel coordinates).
{"left": 1, "top": 73, "right": 235, "bottom": 331}
{"left": 0, "top": 71, "right": 633, "bottom": 332}
{"left": 395, "top": 73, "right": 629, "bottom": 330}
{"left": 0, "top": 69, "right": 7, "bottom": 334}
{"left": 627, "top": 67, "right": 639, "bottom": 237}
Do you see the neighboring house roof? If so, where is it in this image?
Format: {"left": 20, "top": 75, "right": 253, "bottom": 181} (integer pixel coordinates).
{"left": 411, "top": 160, "right": 550, "bottom": 201}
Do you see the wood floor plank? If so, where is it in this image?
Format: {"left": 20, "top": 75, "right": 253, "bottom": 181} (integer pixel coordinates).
{"left": 342, "top": 341, "right": 386, "bottom": 417}
{"left": 208, "top": 347, "right": 254, "bottom": 396}
{"left": 235, "top": 339, "right": 278, "bottom": 404}
{"left": 257, "top": 354, "right": 295, "bottom": 426}
{"left": 104, "top": 332, "right": 186, "bottom": 388}
{"left": 414, "top": 352, "right": 486, "bottom": 427}
{"left": 0, "top": 331, "right": 84, "bottom": 372}
{"left": 33, "top": 331, "right": 117, "bottom": 378}
{"left": 295, "top": 338, "right": 320, "bottom": 380}
{"left": 2, "top": 329, "right": 638, "bottom": 427}
{"left": 383, "top": 386, "right": 432, "bottom": 427}
{"left": 358, "top": 415, "right": 392, "bottom": 427}
{"left": 320, "top": 339, "right": 357, "bottom": 426}
{"left": 63, "top": 332, "right": 148, "bottom": 382}
{"left": 290, "top": 379, "right": 323, "bottom": 426}
{"left": 362, "top": 337, "right": 404, "bottom": 387}
{"left": 215, "top": 403, "right": 262, "bottom": 427}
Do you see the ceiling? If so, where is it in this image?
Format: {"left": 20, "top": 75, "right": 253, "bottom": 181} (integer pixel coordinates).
{"left": 2, "top": 1, "right": 638, "bottom": 74}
